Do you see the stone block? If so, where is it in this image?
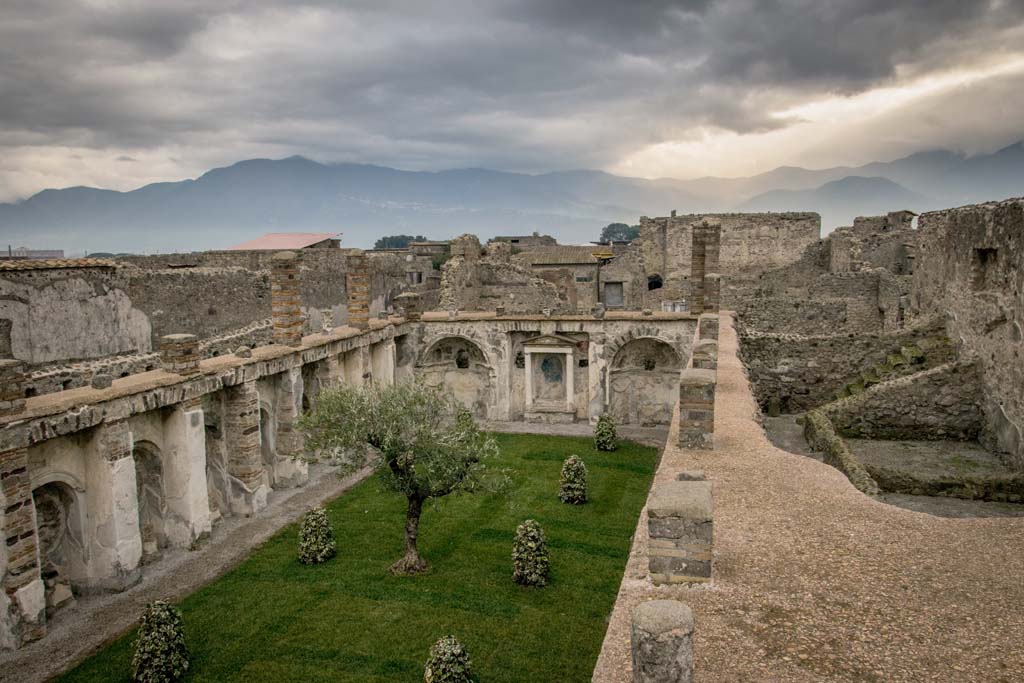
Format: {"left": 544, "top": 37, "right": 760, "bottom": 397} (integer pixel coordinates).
{"left": 676, "top": 470, "right": 706, "bottom": 481}
{"left": 0, "top": 359, "right": 27, "bottom": 418}
{"left": 698, "top": 313, "right": 719, "bottom": 341}
{"left": 691, "top": 340, "right": 718, "bottom": 371}
{"left": 160, "top": 334, "right": 200, "bottom": 375}
{"left": 90, "top": 373, "right": 113, "bottom": 389}
{"left": 631, "top": 600, "right": 694, "bottom": 683}
{"left": 678, "top": 368, "right": 716, "bottom": 450}
{"left": 271, "top": 250, "right": 303, "bottom": 347}
{"left": 395, "top": 291, "right": 422, "bottom": 321}
{"left": 648, "top": 480, "right": 713, "bottom": 584}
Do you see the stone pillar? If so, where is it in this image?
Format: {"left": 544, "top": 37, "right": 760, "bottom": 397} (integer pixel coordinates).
{"left": 631, "top": 600, "right": 694, "bottom": 683}
{"left": 346, "top": 251, "right": 370, "bottom": 331}
{"left": 0, "top": 360, "right": 27, "bottom": 419}
{"left": 678, "top": 368, "right": 715, "bottom": 450}
{"left": 224, "top": 381, "right": 268, "bottom": 514}
{"left": 395, "top": 291, "right": 422, "bottom": 321}
{"left": 703, "top": 273, "right": 721, "bottom": 313}
{"left": 0, "top": 446, "right": 46, "bottom": 649}
{"left": 161, "top": 399, "right": 213, "bottom": 548}
{"left": 84, "top": 419, "right": 142, "bottom": 592}
{"left": 647, "top": 480, "right": 713, "bottom": 584}
{"left": 698, "top": 313, "right": 719, "bottom": 341}
{"left": 688, "top": 225, "right": 707, "bottom": 314}
{"left": 274, "top": 368, "right": 309, "bottom": 488}
{"left": 271, "top": 251, "right": 303, "bottom": 347}
{"left": 691, "top": 340, "right": 718, "bottom": 371}
{"left": 160, "top": 334, "right": 200, "bottom": 375}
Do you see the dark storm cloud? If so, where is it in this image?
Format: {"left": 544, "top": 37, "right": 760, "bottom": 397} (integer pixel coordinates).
{"left": 1, "top": 0, "right": 1023, "bottom": 188}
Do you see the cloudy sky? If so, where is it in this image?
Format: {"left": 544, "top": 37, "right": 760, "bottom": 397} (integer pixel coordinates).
{"left": 2, "top": 0, "right": 1024, "bottom": 202}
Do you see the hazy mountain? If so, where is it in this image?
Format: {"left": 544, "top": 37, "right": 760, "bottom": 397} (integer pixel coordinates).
{"left": 1, "top": 142, "right": 1022, "bottom": 254}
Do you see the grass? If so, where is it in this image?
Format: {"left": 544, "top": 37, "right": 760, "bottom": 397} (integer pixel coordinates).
{"left": 57, "top": 433, "right": 658, "bottom": 683}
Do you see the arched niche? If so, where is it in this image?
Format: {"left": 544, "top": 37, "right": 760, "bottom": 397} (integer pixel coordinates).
{"left": 416, "top": 336, "right": 494, "bottom": 418}
{"left": 608, "top": 337, "right": 682, "bottom": 426}
{"left": 133, "top": 440, "right": 167, "bottom": 562}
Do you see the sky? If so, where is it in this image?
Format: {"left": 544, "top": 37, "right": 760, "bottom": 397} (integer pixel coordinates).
{"left": 2, "top": 0, "right": 1024, "bottom": 202}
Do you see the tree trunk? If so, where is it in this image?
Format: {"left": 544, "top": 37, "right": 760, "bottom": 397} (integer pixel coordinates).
{"left": 389, "top": 494, "right": 429, "bottom": 575}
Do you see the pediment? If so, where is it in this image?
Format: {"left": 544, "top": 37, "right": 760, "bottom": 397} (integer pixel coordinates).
{"left": 522, "top": 333, "right": 577, "bottom": 348}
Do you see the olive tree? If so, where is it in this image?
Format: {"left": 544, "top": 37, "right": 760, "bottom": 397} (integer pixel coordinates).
{"left": 299, "top": 381, "right": 498, "bottom": 575}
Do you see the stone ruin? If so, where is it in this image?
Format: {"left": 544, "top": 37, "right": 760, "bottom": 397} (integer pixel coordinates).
{"left": 1, "top": 197, "right": 1021, "bottom": 656}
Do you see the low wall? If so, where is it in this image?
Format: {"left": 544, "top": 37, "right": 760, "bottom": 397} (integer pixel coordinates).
{"left": 802, "top": 411, "right": 880, "bottom": 496}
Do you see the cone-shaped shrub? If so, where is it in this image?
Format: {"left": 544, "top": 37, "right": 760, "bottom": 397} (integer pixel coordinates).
{"left": 131, "top": 600, "right": 189, "bottom": 683}
{"left": 424, "top": 635, "right": 474, "bottom": 683}
{"left": 558, "top": 455, "right": 588, "bottom": 504}
{"left": 297, "top": 506, "right": 336, "bottom": 564}
{"left": 594, "top": 414, "right": 618, "bottom": 451}
{"left": 512, "top": 519, "right": 550, "bottom": 587}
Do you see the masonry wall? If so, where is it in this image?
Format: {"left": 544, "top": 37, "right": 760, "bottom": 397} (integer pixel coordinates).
{"left": 909, "top": 198, "right": 1024, "bottom": 467}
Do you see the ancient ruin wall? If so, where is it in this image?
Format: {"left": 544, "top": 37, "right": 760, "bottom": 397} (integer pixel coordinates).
{"left": 910, "top": 198, "right": 1024, "bottom": 467}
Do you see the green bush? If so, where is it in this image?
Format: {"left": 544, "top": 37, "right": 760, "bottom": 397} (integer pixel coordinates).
{"left": 297, "top": 506, "right": 336, "bottom": 564}
{"left": 424, "top": 635, "right": 474, "bottom": 683}
{"left": 594, "top": 414, "right": 618, "bottom": 452}
{"left": 131, "top": 601, "right": 189, "bottom": 683}
{"left": 512, "top": 519, "right": 550, "bottom": 587}
{"left": 558, "top": 455, "right": 588, "bottom": 504}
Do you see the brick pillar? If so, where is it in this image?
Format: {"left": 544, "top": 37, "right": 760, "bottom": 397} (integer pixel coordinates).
{"left": 162, "top": 399, "right": 212, "bottom": 548}
{"left": 703, "top": 223, "right": 721, "bottom": 276}
{"left": 271, "top": 251, "right": 303, "bottom": 347}
{"left": 394, "top": 291, "right": 422, "bottom": 321}
{"left": 160, "top": 334, "right": 200, "bottom": 375}
{"left": 84, "top": 419, "right": 142, "bottom": 592}
{"left": 631, "top": 600, "right": 695, "bottom": 683}
{"left": 224, "top": 381, "right": 268, "bottom": 514}
{"left": 647, "top": 480, "right": 713, "bottom": 584}
{"left": 698, "top": 313, "right": 719, "bottom": 341}
{"left": 688, "top": 224, "right": 706, "bottom": 314}
{"left": 691, "top": 340, "right": 718, "bottom": 371}
{"left": 0, "top": 360, "right": 27, "bottom": 419}
{"left": 679, "top": 368, "right": 715, "bottom": 450}
{"left": 274, "top": 368, "right": 308, "bottom": 488}
{"left": 1, "top": 446, "right": 46, "bottom": 648}
{"left": 346, "top": 251, "right": 370, "bottom": 330}
{"left": 703, "top": 273, "right": 721, "bottom": 313}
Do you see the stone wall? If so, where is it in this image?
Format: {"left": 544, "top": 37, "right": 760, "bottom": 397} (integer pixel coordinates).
{"left": 909, "top": 198, "right": 1024, "bottom": 467}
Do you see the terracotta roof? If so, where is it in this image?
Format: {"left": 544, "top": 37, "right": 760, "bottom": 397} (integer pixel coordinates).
{"left": 0, "top": 258, "right": 116, "bottom": 271}
{"left": 519, "top": 246, "right": 607, "bottom": 265}
{"left": 225, "top": 232, "right": 340, "bottom": 250}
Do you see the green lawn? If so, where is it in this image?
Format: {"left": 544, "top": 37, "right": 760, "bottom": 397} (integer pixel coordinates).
{"left": 58, "top": 433, "right": 658, "bottom": 683}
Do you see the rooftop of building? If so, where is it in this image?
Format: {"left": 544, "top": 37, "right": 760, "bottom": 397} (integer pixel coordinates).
{"left": 0, "top": 257, "right": 116, "bottom": 271}
{"left": 225, "top": 232, "right": 340, "bottom": 250}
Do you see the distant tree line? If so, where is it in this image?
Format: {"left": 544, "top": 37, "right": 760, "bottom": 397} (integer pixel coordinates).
{"left": 599, "top": 223, "right": 640, "bottom": 243}
{"left": 373, "top": 234, "right": 428, "bottom": 249}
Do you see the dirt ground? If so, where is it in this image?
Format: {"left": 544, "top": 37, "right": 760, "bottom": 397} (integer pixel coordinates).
{"left": 592, "top": 312, "right": 1024, "bottom": 683}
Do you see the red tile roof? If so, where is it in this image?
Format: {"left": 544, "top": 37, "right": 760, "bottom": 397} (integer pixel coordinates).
{"left": 225, "top": 233, "right": 340, "bottom": 250}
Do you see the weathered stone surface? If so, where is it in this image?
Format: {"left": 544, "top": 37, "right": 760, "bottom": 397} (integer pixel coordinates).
{"left": 631, "top": 600, "right": 694, "bottom": 683}
{"left": 648, "top": 481, "right": 713, "bottom": 584}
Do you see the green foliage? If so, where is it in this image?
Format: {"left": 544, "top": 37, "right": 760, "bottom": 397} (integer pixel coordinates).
{"left": 299, "top": 381, "right": 499, "bottom": 500}
{"left": 599, "top": 223, "right": 640, "bottom": 243}
{"left": 424, "top": 636, "right": 474, "bottom": 683}
{"left": 431, "top": 253, "right": 451, "bottom": 271}
{"left": 374, "top": 234, "right": 427, "bottom": 249}
{"left": 558, "top": 455, "right": 588, "bottom": 504}
{"left": 131, "top": 601, "right": 188, "bottom": 683}
{"left": 512, "top": 519, "right": 550, "bottom": 587}
{"left": 297, "top": 506, "right": 336, "bottom": 565}
{"left": 594, "top": 414, "right": 618, "bottom": 452}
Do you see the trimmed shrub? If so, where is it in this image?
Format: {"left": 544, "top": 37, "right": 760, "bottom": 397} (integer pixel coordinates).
{"left": 594, "top": 414, "right": 618, "bottom": 452}
{"left": 131, "top": 601, "right": 189, "bottom": 683}
{"left": 558, "top": 455, "right": 588, "bottom": 504}
{"left": 424, "top": 635, "right": 474, "bottom": 683}
{"left": 512, "top": 519, "right": 550, "bottom": 587}
{"left": 298, "top": 506, "right": 337, "bottom": 564}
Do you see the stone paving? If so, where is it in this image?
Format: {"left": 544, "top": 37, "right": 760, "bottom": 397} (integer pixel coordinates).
{"left": 592, "top": 312, "right": 1024, "bottom": 683}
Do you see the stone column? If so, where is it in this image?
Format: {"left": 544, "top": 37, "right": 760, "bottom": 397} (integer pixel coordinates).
{"left": 647, "top": 480, "right": 713, "bottom": 584}
{"left": 678, "top": 368, "right": 715, "bottom": 450}
{"left": 271, "top": 251, "right": 303, "bottom": 347}
{"left": 84, "top": 419, "right": 142, "bottom": 592}
{"left": 224, "top": 381, "right": 268, "bottom": 515}
{"left": 274, "top": 368, "right": 308, "bottom": 488}
{"left": 0, "top": 446, "right": 46, "bottom": 649}
{"left": 395, "top": 291, "right": 422, "bottom": 321}
{"left": 161, "top": 399, "right": 213, "bottom": 548}
{"left": 631, "top": 600, "right": 695, "bottom": 683}
{"left": 703, "top": 273, "right": 722, "bottom": 314}
{"left": 698, "top": 313, "right": 719, "bottom": 341}
{"left": 688, "top": 224, "right": 707, "bottom": 314}
{"left": 346, "top": 251, "right": 371, "bottom": 331}
{"left": 0, "top": 360, "right": 27, "bottom": 419}
{"left": 160, "top": 334, "right": 200, "bottom": 375}
{"left": 691, "top": 340, "right": 718, "bottom": 371}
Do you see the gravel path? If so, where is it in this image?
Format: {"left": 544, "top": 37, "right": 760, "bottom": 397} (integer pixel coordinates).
{"left": 0, "top": 465, "right": 372, "bottom": 683}
{"left": 592, "top": 312, "right": 1024, "bottom": 683}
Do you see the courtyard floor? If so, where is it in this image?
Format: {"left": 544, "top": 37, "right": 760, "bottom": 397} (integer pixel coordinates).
{"left": 593, "top": 312, "right": 1024, "bottom": 682}
{"left": 49, "top": 433, "right": 658, "bottom": 683}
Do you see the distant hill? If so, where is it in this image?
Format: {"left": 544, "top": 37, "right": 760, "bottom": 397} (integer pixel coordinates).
{"left": 1, "top": 142, "right": 1022, "bottom": 253}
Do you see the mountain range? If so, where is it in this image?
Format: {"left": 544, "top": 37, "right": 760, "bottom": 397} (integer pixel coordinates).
{"left": 2, "top": 142, "right": 1023, "bottom": 254}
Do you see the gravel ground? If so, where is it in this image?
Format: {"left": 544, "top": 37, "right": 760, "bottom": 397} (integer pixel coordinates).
{"left": 592, "top": 312, "right": 1024, "bottom": 683}
{"left": 0, "top": 464, "right": 372, "bottom": 683}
